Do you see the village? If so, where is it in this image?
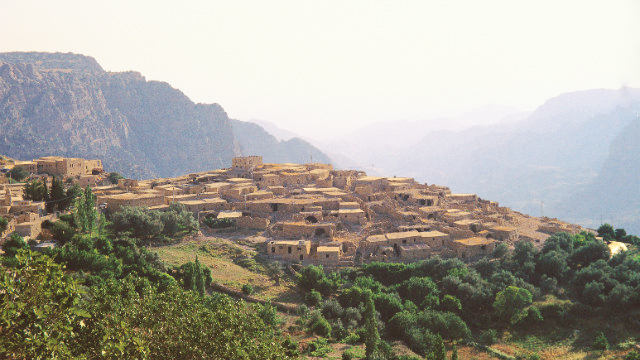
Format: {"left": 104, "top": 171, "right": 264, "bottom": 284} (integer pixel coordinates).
{"left": 1, "top": 155, "right": 595, "bottom": 266}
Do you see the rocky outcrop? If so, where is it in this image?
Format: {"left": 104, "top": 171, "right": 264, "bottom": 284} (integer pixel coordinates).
{"left": 0, "top": 52, "right": 330, "bottom": 179}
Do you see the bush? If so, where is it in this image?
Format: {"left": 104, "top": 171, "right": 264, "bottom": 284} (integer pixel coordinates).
{"left": 2, "top": 233, "right": 29, "bottom": 257}
{"left": 343, "top": 332, "right": 360, "bottom": 344}
{"left": 626, "top": 351, "right": 640, "bottom": 360}
{"left": 305, "top": 289, "right": 323, "bottom": 306}
{"left": 592, "top": 332, "right": 609, "bottom": 351}
{"left": 342, "top": 346, "right": 365, "bottom": 360}
{"left": 51, "top": 220, "right": 76, "bottom": 245}
{"left": 479, "top": 329, "right": 498, "bottom": 345}
{"left": 308, "top": 311, "right": 331, "bottom": 337}
{"left": 242, "top": 284, "right": 254, "bottom": 295}
{"left": 322, "top": 299, "right": 344, "bottom": 320}
{"left": 203, "top": 217, "right": 235, "bottom": 229}
{"left": 307, "top": 337, "right": 332, "bottom": 357}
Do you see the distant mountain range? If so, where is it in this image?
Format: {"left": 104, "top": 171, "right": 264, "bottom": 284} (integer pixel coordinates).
{"left": 300, "top": 88, "right": 640, "bottom": 233}
{"left": 0, "top": 52, "right": 329, "bottom": 179}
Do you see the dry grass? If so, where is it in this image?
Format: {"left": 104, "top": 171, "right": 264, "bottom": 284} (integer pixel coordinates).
{"left": 152, "top": 232, "right": 301, "bottom": 303}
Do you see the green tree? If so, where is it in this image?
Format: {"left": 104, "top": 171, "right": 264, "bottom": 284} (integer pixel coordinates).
{"left": 62, "top": 183, "right": 83, "bottom": 211}
{"left": 7, "top": 166, "right": 28, "bottom": 181}
{"left": 450, "top": 344, "right": 459, "bottom": 360}
{"left": 597, "top": 224, "right": 616, "bottom": 241}
{"left": 170, "top": 257, "right": 212, "bottom": 295}
{"left": 23, "top": 179, "right": 48, "bottom": 201}
{"left": 2, "top": 233, "right": 29, "bottom": 257}
{"left": 493, "top": 286, "right": 533, "bottom": 325}
{"left": 0, "top": 251, "right": 90, "bottom": 358}
{"left": 430, "top": 334, "right": 446, "bottom": 360}
{"left": 592, "top": 331, "right": 609, "bottom": 351}
{"left": 266, "top": 261, "right": 284, "bottom": 286}
{"left": 49, "top": 177, "right": 66, "bottom": 211}
{"left": 73, "top": 186, "right": 97, "bottom": 234}
{"left": 77, "top": 276, "right": 293, "bottom": 359}
{"left": 363, "top": 291, "right": 381, "bottom": 359}
{"left": 0, "top": 216, "right": 7, "bottom": 233}
{"left": 108, "top": 172, "right": 124, "bottom": 184}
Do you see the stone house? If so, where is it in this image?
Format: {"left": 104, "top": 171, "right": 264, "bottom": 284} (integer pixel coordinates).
{"left": 450, "top": 237, "right": 497, "bottom": 259}
{"left": 268, "top": 240, "right": 310, "bottom": 262}
{"left": 232, "top": 156, "right": 263, "bottom": 172}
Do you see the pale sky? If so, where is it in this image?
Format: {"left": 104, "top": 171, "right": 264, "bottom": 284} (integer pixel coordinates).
{"left": 2, "top": 1, "right": 640, "bottom": 138}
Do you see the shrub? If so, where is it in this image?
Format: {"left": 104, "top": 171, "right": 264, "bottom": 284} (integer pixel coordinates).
{"left": 626, "top": 351, "right": 640, "bottom": 360}
{"left": 592, "top": 332, "right": 609, "bottom": 351}
{"left": 307, "top": 337, "right": 332, "bottom": 357}
{"left": 305, "top": 289, "right": 323, "bottom": 306}
{"left": 308, "top": 311, "right": 332, "bottom": 337}
{"left": 2, "top": 233, "right": 29, "bottom": 257}
{"left": 479, "top": 329, "right": 498, "bottom": 345}
{"left": 242, "top": 284, "right": 254, "bottom": 295}
{"left": 343, "top": 332, "right": 360, "bottom": 344}
{"left": 342, "top": 346, "right": 365, "bottom": 360}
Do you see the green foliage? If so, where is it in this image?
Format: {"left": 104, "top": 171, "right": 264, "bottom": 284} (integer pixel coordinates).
{"left": 170, "top": 256, "right": 212, "bottom": 295}
{"left": 0, "top": 216, "right": 7, "bottom": 233}
{"left": 493, "top": 286, "right": 533, "bottom": 325}
{"left": 441, "top": 294, "right": 462, "bottom": 313}
{"left": 626, "top": 351, "right": 640, "bottom": 360}
{"left": 111, "top": 204, "right": 198, "bottom": 241}
{"left": 306, "top": 289, "right": 323, "bottom": 306}
{"left": 77, "top": 276, "right": 293, "bottom": 359}
{"left": 51, "top": 219, "right": 76, "bottom": 245}
{"left": 522, "top": 305, "right": 543, "bottom": 325}
{"left": 74, "top": 185, "right": 97, "bottom": 233}
{"left": 479, "top": 329, "right": 498, "bottom": 345}
{"left": 0, "top": 251, "right": 90, "bottom": 359}
{"left": 62, "top": 183, "right": 83, "bottom": 211}
{"left": 592, "top": 331, "right": 609, "bottom": 351}
{"left": 450, "top": 343, "right": 459, "bottom": 360}
{"left": 108, "top": 172, "right": 124, "bottom": 184}
{"left": 306, "top": 337, "right": 332, "bottom": 357}
{"left": 597, "top": 223, "right": 616, "bottom": 241}
{"left": 394, "top": 276, "right": 440, "bottom": 309}
{"left": 112, "top": 206, "right": 164, "bottom": 239}
{"left": 257, "top": 302, "right": 281, "bottom": 328}
{"left": 203, "top": 216, "right": 235, "bottom": 229}
{"left": 569, "top": 240, "right": 610, "bottom": 268}
{"left": 297, "top": 264, "right": 338, "bottom": 296}
{"left": 308, "top": 311, "right": 332, "bottom": 337}
{"left": 342, "top": 345, "right": 365, "bottom": 360}
{"left": 242, "top": 283, "right": 255, "bottom": 295}
{"left": 7, "top": 166, "right": 28, "bottom": 181}
{"left": 363, "top": 291, "right": 381, "bottom": 359}
{"left": 23, "top": 179, "right": 48, "bottom": 201}
{"left": 1, "top": 233, "right": 29, "bottom": 257}
{"left": 322, "top": 298, "right": 344, "bottom": 320}
{"left": 265, "top": 261, "right": 283, "bottom": 285}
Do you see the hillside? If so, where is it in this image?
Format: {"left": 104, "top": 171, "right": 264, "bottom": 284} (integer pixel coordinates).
{"left": 559, "top": 117, "right": 640, "bottom": 233}
{"left": 0, "top": 52, "right": 330, "bottom": 179}
{"left": 315, "top": 88, "right": 640, "bottom": 229}
{"left": 231, "top": 120, "right": 330, "bottom": 165}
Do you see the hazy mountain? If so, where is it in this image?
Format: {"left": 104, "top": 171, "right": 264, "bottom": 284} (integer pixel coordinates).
{"left": 0, "top": 52, "right": 330, "bottom": 179}
{"left": 249, "top": 119, "right": 299, "bottom": 141}
{"left": 230, "top": 120, "right": 331, "bottom": 164}
{"left": 558, "top": 117, "right": 640, "bottom": 233}
{"left": 315, "top": 88, "right": 640, "bottom": 229}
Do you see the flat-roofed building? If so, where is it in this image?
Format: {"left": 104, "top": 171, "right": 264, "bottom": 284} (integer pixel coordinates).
{"left": 268, "top": 239, "right": 310, "bottom": 261}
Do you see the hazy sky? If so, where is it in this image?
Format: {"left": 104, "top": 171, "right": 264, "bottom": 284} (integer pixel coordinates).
{"left": 2, "top": 1, "right": 640, "bottom": 138}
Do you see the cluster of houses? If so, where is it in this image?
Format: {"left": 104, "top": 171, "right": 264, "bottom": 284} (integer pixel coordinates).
{"left": 90, "top": 156, "right": 581, "bottom": 266}
{"left": 0, "top": 156, "right": 106, "bottom": 241}
{"left": 1, "top": 155, "right": 588, "bottom": 266}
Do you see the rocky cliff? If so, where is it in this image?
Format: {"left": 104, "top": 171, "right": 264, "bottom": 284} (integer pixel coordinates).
{"left": 0, "top": 52, "right": 330, "bottom": 179}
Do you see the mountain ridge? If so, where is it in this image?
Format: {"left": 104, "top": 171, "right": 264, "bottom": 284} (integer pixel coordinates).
{"left": 0, "top": 52, "right": 330, "bottom": 179}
